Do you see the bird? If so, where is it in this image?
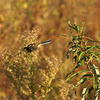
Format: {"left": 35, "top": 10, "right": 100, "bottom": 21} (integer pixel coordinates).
{"left": 23, "top": 40, "right": 52, "bottom": 52}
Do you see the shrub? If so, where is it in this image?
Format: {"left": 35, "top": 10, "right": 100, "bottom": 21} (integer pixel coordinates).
{"left": 65, "top": 21, "right": 100, "bottom": 100}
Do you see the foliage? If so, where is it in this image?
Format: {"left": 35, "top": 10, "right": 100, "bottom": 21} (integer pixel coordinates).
{"left": 65, "top": 21, "right": 100, "bottom": 100}
{"left": 1, "top": 29, "right": 61, "bottom": 100}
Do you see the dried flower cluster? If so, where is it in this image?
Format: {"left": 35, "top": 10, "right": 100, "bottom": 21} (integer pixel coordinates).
{"left": 2, "top": 28, "right": 72, "bottom": 100}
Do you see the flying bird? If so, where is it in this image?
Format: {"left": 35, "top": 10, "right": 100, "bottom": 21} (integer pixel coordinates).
{"left": 23, "top": 40, "right": 52, "bottom": 52}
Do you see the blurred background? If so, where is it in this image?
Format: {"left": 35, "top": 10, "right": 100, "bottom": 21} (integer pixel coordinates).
{"left": 0, "top": 0, "right": 100, "bottom": 100}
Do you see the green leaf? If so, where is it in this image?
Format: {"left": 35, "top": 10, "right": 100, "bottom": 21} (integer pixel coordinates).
{"left": 68, "top": 21, "right": 83, "bottom": 33}
{"left": 75, "top": 77, "right": 92, "bottom": 87}
{"left": 66, "top": 70, "right": 89, "bottom": 82}
{"left": 65, "top": 62, "right": 82, "bottom": 78}
{"left": 81, "top": 73, "right": 93, "bottom": 78}
{"left": 86, "top": 45, "right": 100, "bottom": 52}
{"left": 95, "top": 45, "right": 100, "bottom": 49}
{"left": 78, "top": 52, "right": 85, "bottom": 61}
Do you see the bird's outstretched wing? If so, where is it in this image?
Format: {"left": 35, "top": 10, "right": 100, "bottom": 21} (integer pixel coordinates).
{"left": 38, "top": 40, "right": 52, "bottom": 47}
{"left": 41, "top": 40, "right": 52, "bottom": 45}
{"left": 23, "top": 40, "right": 52, "bottom": 52}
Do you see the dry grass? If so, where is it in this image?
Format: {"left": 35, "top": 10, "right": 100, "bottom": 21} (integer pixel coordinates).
{"left": 0, "top": 0, "right": 100, "bottom": 100}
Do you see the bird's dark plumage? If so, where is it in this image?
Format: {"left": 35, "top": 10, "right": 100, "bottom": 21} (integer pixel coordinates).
{"left": 23, "top": 44, "right": 37, "bottom": 52}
